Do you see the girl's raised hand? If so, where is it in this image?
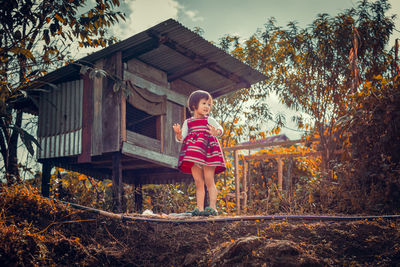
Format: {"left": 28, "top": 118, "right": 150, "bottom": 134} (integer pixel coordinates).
{"left": 207, "top": 125, "right": 221, "bottom": 137}
{"left": 173, "top": 123, "right": 182, "bottom": 141}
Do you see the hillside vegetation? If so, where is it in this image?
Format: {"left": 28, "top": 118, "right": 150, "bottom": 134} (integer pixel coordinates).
{"left": 1, "top": 184, "right": 400, "bottom": 266}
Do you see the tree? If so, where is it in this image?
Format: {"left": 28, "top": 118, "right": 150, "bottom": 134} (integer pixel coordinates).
{"left": 218, "top": 0, "right": 395, "bottom": 171}
{"left": 0, "top": 0, "right": 125, "bottom": 184}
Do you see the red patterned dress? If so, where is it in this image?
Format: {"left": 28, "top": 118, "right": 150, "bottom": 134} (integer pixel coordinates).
{"left": 178, "top": 116, "right": 226, "bottom": 174}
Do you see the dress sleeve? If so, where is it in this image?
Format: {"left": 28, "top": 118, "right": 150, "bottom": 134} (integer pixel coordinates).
{"left": 175, "top": 120, "right": 188, "bottom": 143}
{"left": 207, "top": 117, "right": 224, "bottom": 137}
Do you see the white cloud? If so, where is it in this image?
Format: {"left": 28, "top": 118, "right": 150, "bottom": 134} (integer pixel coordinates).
{"left": 112, "top": 0, "right": 181, "bottom": 40}
{"left": 184, "top": 9, "right": 204, "bottom": 22}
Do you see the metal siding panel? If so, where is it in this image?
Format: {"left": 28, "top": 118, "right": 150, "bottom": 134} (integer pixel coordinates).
{"left": 74, "top": 80, "right": 79, "bottom": 130}
{"left": 66, "top": 132, "right": 71, "bottom": 156}
{"left": 60, "top": 133, "right": 65, "bottom": 157}
{"left": 38, "top": 137, "right": 43, "bottom": 159}
{"left": 68, "top": 82, "right": 73, "bottom": 156}
{"left": 66, "top": 81, "right": 72, "bottom": 155}
{"left": 51, "top": 86, "right": 57, "bottom": 136}
{"left": 70, "top": 132, "right": 74, "bottom": 155}
{"left": 59, "top": 83, "right": 65, "bottom": 157}
{"left": 72, "top": 131, "right": 76, "bottom": 155}
{"left": 61, "top": 82, "right": 66, "bottom": 133}
{"left": 55, "top": 135, "right": 59, "bottom": 157}
{"left": 56, "top": 83, "right": 61, "bottom": 135}
{"left": 78, "top": 79, "right": 83, "bottom": 129}
{"left": 50, "top": 136, "right": 55, "bottom": 158}
{"left": 38, "top": 92, "right": 44, "bottom": 137}
{"left": 77, "top": 129, "right": 82, "bottom": 154}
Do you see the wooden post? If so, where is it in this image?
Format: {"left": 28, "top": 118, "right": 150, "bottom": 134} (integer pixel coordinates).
{"left": 277, "top": 157, "right": 283, "bottom": 191}
{"left": 112, "top": 153, "right": 123, "bottom": 211}
{"left": 248, "top": 163, "right": 252, "bottom": 210}
{"left": 134, "top": 183, "right": 143, "bottom": 213}
{"left": 234, "top": 149, "right": 240, "bottom": 214}
{"left": 41, "top": 162, "right": 52, "bottom": 197}
{"left": 243, "top": 160, "right": 248, "bottom": 212}
{"left": 286, "top": 159, "right": 293, "bottom": 192}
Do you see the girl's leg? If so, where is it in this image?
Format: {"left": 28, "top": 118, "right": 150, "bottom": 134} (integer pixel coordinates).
{"left": 191, "top": 165, "right": 205, "bottom": 210}
{"left": 203, "top": 166, "right": 218, "bottom": 210}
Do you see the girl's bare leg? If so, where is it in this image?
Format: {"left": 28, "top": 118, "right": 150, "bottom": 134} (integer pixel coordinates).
{"left": 204, "top": 166, "right": 217, "bottom": 210}
{"left": 191, "top": 165, "right": 205, "bottom": 210}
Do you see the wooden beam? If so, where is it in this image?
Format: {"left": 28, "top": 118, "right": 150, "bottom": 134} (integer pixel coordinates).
{"left": 244, "top": 151, "right": 321, "bottom": 161}
{"left": 121, "top": 37, "right": 160, "bottom": 61}
{"left": 121, "top": 141, "right": 178, "bottom": 169}
{"left": 124, "top": 70, "right": 186, "bottom": 106}
{"left": 223, "top": 139, "right": 317, "bottom": 152}
{"left": 211, "top": 82, "right": 248, "bottom": 98}
{"left": 154, "top": 34, "right": 251, "bottom": 87}
{"left": 167, "top": 62, "right": 216, "bottom": 82}
{"left": 126, "top": 130, "right": 161, "bottom": 153}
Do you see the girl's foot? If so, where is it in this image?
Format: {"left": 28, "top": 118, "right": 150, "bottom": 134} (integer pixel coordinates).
{"left": 185, "top": 208, "right": 201, "bottom": 216}
{"left": 201, "top": 207, "right": 218, "bottom": 216}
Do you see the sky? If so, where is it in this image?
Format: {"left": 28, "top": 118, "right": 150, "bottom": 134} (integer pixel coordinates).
{"left": 78, "top": 0, "right": 400, "bottom": 140}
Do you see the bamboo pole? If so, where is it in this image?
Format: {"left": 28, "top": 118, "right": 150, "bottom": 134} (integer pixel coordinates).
{"left": 277, "top": 157, "right": 283, "bottom": 191}
{"left": 234, "top": 149, "right": 240, "bottom": 214}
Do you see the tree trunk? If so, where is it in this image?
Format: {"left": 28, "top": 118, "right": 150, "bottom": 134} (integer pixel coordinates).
{"left": 5, "top": 109, "right": 22, "bottom": 185}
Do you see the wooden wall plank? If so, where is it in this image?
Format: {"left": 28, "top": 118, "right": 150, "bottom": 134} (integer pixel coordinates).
{"left": 124, "top": 70, "right": 186, "bottom": 106}
{"left": 102, "top": 52, "right": 121, "bottom": 153}
{"left": 164, "top": 101, "right": 182, "bottom": 157}
{"left": 126, "top": 130, "right": 161, "bottom": 152}
{"left": 121, "top": 94, "right": 126, "bottom": 143}
{"left": 125, "top": 58, "right": 168, "bottom": 88}
{"left": 92, "top": 59, "right": 104, "bottom": 156}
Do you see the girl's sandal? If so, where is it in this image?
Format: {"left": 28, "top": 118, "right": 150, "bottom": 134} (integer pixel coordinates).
{"left": 186, "top": 208, "right": 200, "bottom": 216}
{"left": 204, "top": 207, "right": 218, "bottom": 216}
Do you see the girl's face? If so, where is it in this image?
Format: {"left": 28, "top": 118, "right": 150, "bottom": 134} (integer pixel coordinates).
{"left": 194, "top": 97, "right": 212, "bottom": 117}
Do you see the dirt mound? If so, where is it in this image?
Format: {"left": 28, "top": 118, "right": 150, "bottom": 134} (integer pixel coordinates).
{"left": 205, "top": 236, "right": 322, "bottom": 267}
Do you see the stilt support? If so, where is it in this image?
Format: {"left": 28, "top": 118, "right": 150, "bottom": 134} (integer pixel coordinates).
{"left": 41, "top": 162, "right": 52, "bottom": 197}
{"left": 112, "top": 153, "right": 123, "bottom": 211}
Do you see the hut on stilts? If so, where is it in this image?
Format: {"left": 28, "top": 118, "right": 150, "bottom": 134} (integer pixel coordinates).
{"left": 21, "top": 19, "right": 265, "bottom": 211}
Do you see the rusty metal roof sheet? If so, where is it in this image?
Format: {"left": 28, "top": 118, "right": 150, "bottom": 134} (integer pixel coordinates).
{"left": 31, "top": 18, "right": 266, "bottom": 99}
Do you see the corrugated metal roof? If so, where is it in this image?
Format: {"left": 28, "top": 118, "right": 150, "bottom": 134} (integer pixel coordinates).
{"left": 32, "top": 18, "right": 266, "bottom": 98}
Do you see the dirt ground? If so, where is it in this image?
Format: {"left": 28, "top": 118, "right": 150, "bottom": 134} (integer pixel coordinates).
{"left": 1, "top": 188, "right": 400, "bottom": 266}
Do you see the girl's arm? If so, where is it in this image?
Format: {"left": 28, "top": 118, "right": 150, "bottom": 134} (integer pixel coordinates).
{"left": 175, "top": 120, "right": 188, "bottom": 142}
{"left": 207, "top": 117, "right": 223, "bottom": 137}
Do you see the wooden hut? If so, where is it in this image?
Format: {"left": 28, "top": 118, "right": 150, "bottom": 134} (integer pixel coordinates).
{"left": 23, "top": 19, "right": 265, "bottom": 209}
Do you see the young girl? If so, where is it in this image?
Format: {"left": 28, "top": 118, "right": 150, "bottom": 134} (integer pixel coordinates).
{"left": 173, "top": 90, "right": 226, "bottom": 216}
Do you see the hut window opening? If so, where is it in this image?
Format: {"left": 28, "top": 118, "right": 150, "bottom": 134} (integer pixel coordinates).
{"left": 126, "top": 102, "right": 159, "bottom": 140}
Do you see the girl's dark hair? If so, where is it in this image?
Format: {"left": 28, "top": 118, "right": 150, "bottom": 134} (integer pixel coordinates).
{"left": 187, "top": 90, "right": 213, "bottom": 112}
